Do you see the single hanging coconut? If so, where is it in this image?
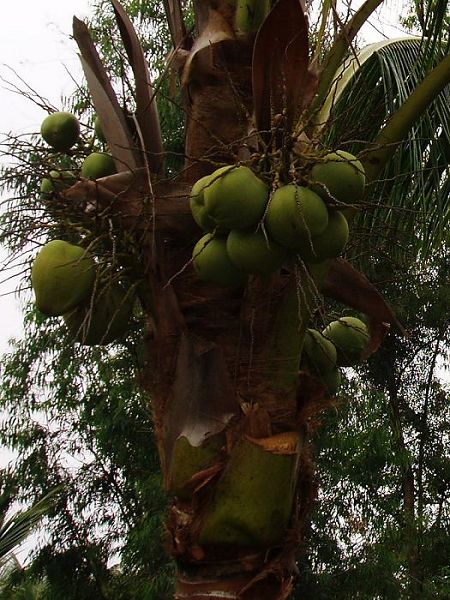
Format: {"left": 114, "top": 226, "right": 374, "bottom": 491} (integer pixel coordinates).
{"left": 193, "top": 233, "right": 247, "bottom": 288}
{"left": 40, "top": 112, "right": 80, "bottom": 152}
{"left": 31, "top": 240, "right": 95, "bottom": 316}
{"left": 310, "top": 150, "right": 365, "bottom": 204}
{"left": 322, "top": 316, "right": 369, "bottom": 366}
{"left": 265, "top": 184, "right": 329, "bottom": 250}
{"left": 204, "top": 165, "right": 268, "bottom": 230}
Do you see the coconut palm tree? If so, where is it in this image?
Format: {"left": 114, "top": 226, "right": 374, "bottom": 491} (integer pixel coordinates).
{"left": 22, "top": 0, "right": 450, "bottom": 597}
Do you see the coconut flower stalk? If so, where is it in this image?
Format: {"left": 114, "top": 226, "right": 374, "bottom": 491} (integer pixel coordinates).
{"left": 50, "top": 0, "right": 450, "bottom": 597}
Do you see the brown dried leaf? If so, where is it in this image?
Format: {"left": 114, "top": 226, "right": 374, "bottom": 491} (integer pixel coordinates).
{"left": 247, "top": 432, "right": 301, "bottom": 455}
{"left": 363, "top": 320, "right": 391, "bottom": 360}
{"left": 322, "top": 258, "right": 404, "bottom": 333}
{"left": 111, "top": 0, "right": 164, "bottom": 174}
{"left": 252, "top": 0, "right": 310, "bottom": 136}
{"left": 321, "top": 258, "right": 404, "bottom": 362}
{"left": 72, "top": 17, "right": 139, "bottom": 172}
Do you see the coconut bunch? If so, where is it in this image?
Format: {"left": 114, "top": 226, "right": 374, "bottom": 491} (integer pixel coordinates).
{"left": 31, "top": 239, "right": 134, "bottom": 346}
{"left": 39, "top": 111, "right": 116, "bottom": 196}
{"left": 301, "top": 315, "right": 370, "bottom": 396}
{"left": 189, "top": 152, "right": 365, "bottom": 287}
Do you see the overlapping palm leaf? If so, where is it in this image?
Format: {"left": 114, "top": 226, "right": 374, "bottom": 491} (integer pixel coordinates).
{"left": 322, "top": 30, "right": 450, "bottom": 262}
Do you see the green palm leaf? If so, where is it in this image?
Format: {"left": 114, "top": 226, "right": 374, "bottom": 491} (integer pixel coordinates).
{"left": 0, "top": 489, "right": 60, "bottom": 564}
{"left": 322, "top": 36, "right": 450, "bottom": 263}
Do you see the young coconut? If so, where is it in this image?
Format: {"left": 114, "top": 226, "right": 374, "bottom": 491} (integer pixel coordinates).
{"left": 190, "top": 174, "right": 220, "bottom": 232}
{"left": 193, "top": 233, "right": 247, "bottom": 288}
{"left": 321, "top": 367, "right": 342, "bottom": 396}
{"left": 310, "top": 150, "right": 366, "bottom": 205}
{"left": 31, "top": 240, "right": 95, "bottom": 316}
{"left": 226, "top": 228, "right": 287, "bottom": 276}
{"left": 81, "top": 152, "right": 117, "bottom": 179}
{"left": 322, "top": 316, "right": 369, "bottom": 367}
{"left": 204, "top": 165, "right": 268, "bottom": 230}
{"left": 94, "top": 116, "right": 106, "bottom": 143}
{"left": 298, "top": 210, "right": 349, "bottom": 263}
{"left": 40, "top": 112, "right": 80, "bottom": 152}
{"left": 40, "top": 170, "right": 77, "bottom": 196}
{"left": 303, "top": 328, "right": 337, "bottom": 375}
{"left": 265, "top": 184, "right": 329, "bottom": 250}
{"left": 64, "top": 282, "right": 134, "bottom": 345}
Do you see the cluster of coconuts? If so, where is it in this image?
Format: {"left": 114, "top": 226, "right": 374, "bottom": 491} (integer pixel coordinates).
{"left": 302, "top": 316, "right": 370, "bottom": 395}
{"left": 190, "top": 152, "right": 365, "bottom": 287}
{"left": 31, "top": 239, "right": 134, "bottom": 346}
{"left": 40, "top": 111, "right": 116, "bottom": 195}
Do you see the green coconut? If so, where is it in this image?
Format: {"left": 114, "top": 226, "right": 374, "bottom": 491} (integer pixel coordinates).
{"left": 265, "top": 184, "right": 329, "bottom": 250}
{"left": 63, "top": 282, "right": 134, "bottom": 345}
{"left": 311, "top": 150, "right": 366, "bottom": 204}
{"left": 298, "top": 210, "right": 349, "bottom": 263}
{"left": 81, "top": 152, "right": 116, "bottom": 179}
{"left": 189, "top": 174, "right": 220, "bottom": 232}
{"left": 303, "top": 328, "right": 337, "bottom": 375}
{"left": 31, "top": 240, "right": 95, "bottom": 317}
{"left": 193, "top": 234, "right": 247, "bottom": 288}
{"left": 94, "top": 116, "right": 106, "bottom": 143}
{"left": 226, "top": 228, "right": 287, "bottom": 276}
{"left": 40, "top": 112, "right": 80, "bottom": 152}
{"left": 40, "top": 178, "right": 54, "bottom": 195}
{"left": 321, "top": 367, "right": 342, "bottom": 396}
{"left": 322, "top": 316, "right": 370, "bottom": 367}
{"left": 40, "top": 170, "right": 76, "bottom": 196}
{"left": 204, "top": 165, "right": 268, "bottom": 230}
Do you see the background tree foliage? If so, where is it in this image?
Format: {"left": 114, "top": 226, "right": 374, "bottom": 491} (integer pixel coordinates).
{"left": 0, "top": 0, "right": 448, "bottom": 598}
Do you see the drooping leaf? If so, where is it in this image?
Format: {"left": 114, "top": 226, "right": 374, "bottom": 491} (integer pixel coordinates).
{"left": 72, "top": 17, "right": 140, "bottom": 172}
{"left": 321, "top": 258, "right": 404, "bottom": 334}
{"left": 323, "top": 37, "right": 450, "bottom": 261}
{"left": 111, "top": 0, "right": 165, "bottom": 174}
{"left": 310, "top": 0, "right": 384, "bottom": 117}
{"left": 316, "top": 37, "right": 421, "bottom": 131}
{"left": 252, "top": 0, "right": 312, "bottom": 137}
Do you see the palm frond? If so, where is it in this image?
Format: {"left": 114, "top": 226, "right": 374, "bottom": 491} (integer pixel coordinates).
{"left": 323, "top": 37, "right": 450, "bottom": 264}
{"left": 0, "top": 488, "right": 61, "bottom": 564}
